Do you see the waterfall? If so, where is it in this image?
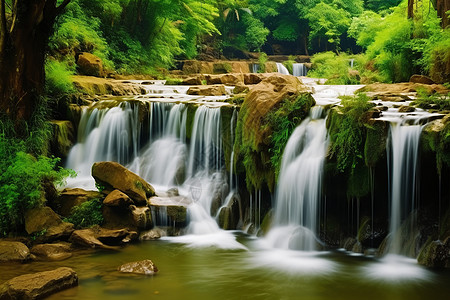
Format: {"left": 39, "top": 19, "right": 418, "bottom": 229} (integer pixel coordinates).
{"left": 265, "top": 106, "right": 328, "bottom": 251}
{"left": 276, "top": 63, "right": 290, "bottom": 75}
{"left": 292, "top": 63, "right": 307, "bottom": 76}
{"left": 386, "top": 124, "right": 422, "bottom": 256}
{"left": 349, "top": 59, "right": 355, "bottom": 68}
{"left": 252, "top": 63, "right": 259, "bottom": 73}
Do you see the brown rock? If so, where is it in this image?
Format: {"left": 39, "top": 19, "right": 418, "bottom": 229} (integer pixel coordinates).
{"left": 76, "top": 52, "right": 104, "bottom": 77}
{"left": 24, "top": 207, "right": 74, "bottom": 242}
{"left": 49, "top": 121, "right": 75, "bottom": 158}
{"left": 204, "top": 73, "right": 244, "bottom": 86}
{"left": 103, "top": 190, "right": 134, "bottom": 208}
{"left": 31, "top": 243, "right": 72, "bottom": 261}
{"left": 70, "top": 227, "right": 137, "bottom": 250}
{"left": 398, "top": 105, "right": 416, "bottom": 113}
{"left": 186, "top": 85, "right": 226, "bottom": 96}
{"left": 410, "top": 74, "right": 435, "bottom": 85}
{"left": 243, "top": 73, "right": 265, "bottom": 85}
{"left": 182, "top": 76, "right": 203, "bottom": 85}
{"left": 52, "top": 188, "right": 103, "bottom": 217}
{"left": 129, "top": 205, "right": 152, "bottom": 230}
{"left": 233, "top": 84, "right": 249, "bottom": 94}
{"left": 92, "top": 162, "right": 155, "bottom": 206}
{"left": 139, "top": 228, "right": 166, "bottom": 241}
{"left": 118, "top": 260, "right": 158, "bottom": 275}
{"left": 0, "top": 267, "right": 78, "bottom": 299}
{"left": 0, "top": 241, "right": 30, "bottom": 263}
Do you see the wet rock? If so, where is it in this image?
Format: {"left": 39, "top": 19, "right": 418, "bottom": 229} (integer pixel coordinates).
{"left": 139, "top": 228, "right": 166, "bottom": 241}
{"left": 24, "top": 207, "right": 74, "bottom": 242}
{"left": 72, "top": 76, "right": 146, "bottom": 96}
{"left": 182, "top": 76, "right": 203, "bottom": 85}
{"left": 77, "top": 52, "right": 104, "bottom": 77}
{"left": 49, "top": 120, "right": 75, "bottom": 158}
{"left": 0, "top": 267, "right": 78, "bottom": 299}
{"left": 343, "top": 237, "right": 357, "bottom": 251}
{"left": 118, "top": 260, "right": 158, "bottom": 275}
{"left": 52, "top": 188, "right": 103, "bottom": 217}
{"left": 31, "top": 243, "right": 72, "bottom": 261}
{"left": 186, "top": 85, "right": 226, "bottom": 96}
{"left": 218, "top": 194, "right": 241, "bottom": 230}
{"left": 410, "top": 74, "right": 435, "bottom": 85}
{"left": 92, "top": 161, "right": 155, "bottom": 206}
{"left": 149, "top": 196, "right": 190, "bottom": 226}
{"left": 204, "top": 73, "right": 244, "bottom": 86}
{"left": 70, "top": 227, "right": 136, "bottom": 250}
{"left": 398, "top": 105, "right": 416, "bottom": 113}
{"left": 0, "top": 241, "right": 30, "bottom": 263}
{"left": 103, "top": 190, "right": 134, "bottom": 208}
{"left": 418, "top": 238, "right": 450, "bottom": 268}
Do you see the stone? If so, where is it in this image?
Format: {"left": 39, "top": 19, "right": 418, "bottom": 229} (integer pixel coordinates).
{"left": 70, "top": 229, "right": 115, "bottom": 250}
{"left": 70, "top": 227, "right": 136, "bottom": 249}
{"left": 218, "top": 194, "right": 241, "bottom": 230}
{"left": 139, "top": 228, "right": 166, "bottom": 241}
{"left": 149, "top": 196, "right": 190, "bottom": 226}
{"left": 418, "top": 239, "right": 449, "bottom": 268}
{"left": 118, "top": 260, "right": 158, "bottom": 275}
{"left": 52, "top": 188, "right": 103, "bottom": 217}
{"left": 204, "top": 73, "right": 244, "bottom": 86}
{"left": 0, "top": 241, "right": 30, "bottom": 263}
{"left": 186, "top": 85, "right": 226, "bottom": 96}
{"left": 181, "top": 76, "right": 203, "bottom": 85}
{"left": 129, "top": 205, "right": 152, "bottom": 230}
{"left": 233, "top": 84, "right": 249, "bottom": 94}
{"left": 0, "top": 267, "right": 78, "bottom": 299}
{"left": 49, "top": 120, "right": 75, "bottom": 158}
{"left": 72, "top": 76, "right": 146, "bottom": 96}
{"left": 410, "top": 74, "right": 435, "bottom": 85}
{"left": 103, "top": 190, "right": 134, "bottom": 208}
{"left": 30, "top": 243, "right": 72, "bottom": 261}
{"left": 92, "top": 161, "right": 155, "bottom": 206}
{"left": 398, "top": 105, "right": 416, "bottom": 113}
{"left": 243, "top": 73, "right": 265, "bottom": 85}
{"left": 76, "top": 52, "right": 104, "bottom": 77}
{"left": 24, "top": 207, "right": 74, "bottom": 242}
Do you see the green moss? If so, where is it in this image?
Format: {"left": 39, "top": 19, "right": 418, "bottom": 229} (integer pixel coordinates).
{"left": 364, "top": 121, "right": 388, "bottom": 167}
{"left": 185, "top": 104, "right": 198, "bottom": 140}
{"left": 411, "top": 89, "right": 450, "bottom": 111}
{"left": 164, "top": 78, "right": 183, "bottom": 85}
{"left": 347, "top": 163, "right": 370, "bottom": 198}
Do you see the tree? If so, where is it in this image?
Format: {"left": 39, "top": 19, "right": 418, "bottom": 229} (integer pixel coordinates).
{"left": 434, "top": 0, "right": 450, "bottom": 28}
{"left": 0, "top": 0, "right": 71, "bottom": 123}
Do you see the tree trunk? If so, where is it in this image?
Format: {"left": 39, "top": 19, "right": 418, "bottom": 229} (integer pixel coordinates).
{"left": 408, "top": 0, "right": 414, "bottom": 19}
{"left": 435, "top": 0, "right": 450, "bottom": 28}
{"left": 0, "top": 0, "right": 70, "bottom": 123}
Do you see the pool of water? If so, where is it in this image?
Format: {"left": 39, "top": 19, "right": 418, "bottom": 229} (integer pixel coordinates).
{"left": 1, "top": 232, "right": 449, "bottom": 300}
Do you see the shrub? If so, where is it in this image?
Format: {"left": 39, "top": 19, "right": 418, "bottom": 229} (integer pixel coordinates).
{"left": 45, "top": 59, "right": 75, "bottom": 96}
{"left": 64, "top": 198, "right": 104, "bottom": 229}
{"left": 258, "top": 52, "right": 268, "bottom": 73}
{"left": 308, "top": 52, "right": 360, "bottom": 84}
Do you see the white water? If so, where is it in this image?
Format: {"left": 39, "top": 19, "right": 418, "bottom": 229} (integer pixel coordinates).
{"left": 387, "top": 123, "right": 422, "bottom": 255}
{"left": 293, "top": 63, "right": 307, "bottom": 76}
{"left": 276, "top": 63, "right": 290, "bottom": 75}
{"left": 264, "top": 106, "right": 328, "bottom": 251}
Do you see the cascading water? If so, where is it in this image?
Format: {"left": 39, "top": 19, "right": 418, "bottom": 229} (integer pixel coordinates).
{"left": 292, "top": 63, "right": 308, "bottom": 76}
{"left": 276, "top": 63, "right": 290, "bottom": 75}
{"left": 264, "top": 106, "right": 328, "bottom": 251}
{"left": 386, "top": 123, "right": 422, "bottom": 256}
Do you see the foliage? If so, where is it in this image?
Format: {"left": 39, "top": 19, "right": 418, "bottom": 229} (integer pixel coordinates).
{"left": 308, "top": 52, "right": 360, "bottom": 84}
{"left": 328, "top": 93, "right": 374, "bottom": 173}
{"left": 258, "top": 52, "right": 268, "bottom": 73}
{"left": 0, "top": 137, "right": 74, "bottom": 236}
{"left": 64, "top": 198, "right": 104, "bottom": 229}
{"left": 283, "top": 56, "right": 297, "bottom": 75}
{"left": 45, "top": 59, "right": 75, "bottom": 96}
{"left": 412, "top": 88, "right": 450, "bottom": 111}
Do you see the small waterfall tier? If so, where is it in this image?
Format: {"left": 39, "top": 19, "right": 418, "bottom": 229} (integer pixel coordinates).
{"left": 293, "top": 63, "right": 308, "bottom": 76}
{"left": 265, "top": 106, "right": 328, "bottom": 251}
{"left": 276, "top": 63, "right": 290, "bottom": 75}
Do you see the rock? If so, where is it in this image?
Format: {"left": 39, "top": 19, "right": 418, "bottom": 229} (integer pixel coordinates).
{"left": 24, "top": 207, "right": 74, "bottom": 242}
{"left": 149, "top": 196, "right": 190, "bottom": 226}
{"left": 49, "top": 120, "right": 75, "bottom": 158}
{"left": 70, "top": 227, "right": 137, "bottom": 249}
{"left": 182, "top": 60, "right": 214, "bottom": 74}
{"left": 204, "top": 73, "right": 244, "bottom": 86}
{"left": 92, "top": 162, "right": 155, "bottom": 206}
{"left": 118, "top": 260, "right": 158, "bottom": 275}
{"left": 0, "top": 241, "right": 30, "bottom": 263}
{"left": 72, "top": 76, "right": 146, "bottom": 96}
{"left": 418, "top": 239, "right": 449, "bottom": 268}
{"left": 30, "top": 243, "right": 72, "bottom": 261}
{"left": 343, "top": 237, "right": 357, "bottom": 251}
{"left": 181, "top": 76, "right": 203, "bottom": 85}
{"left": 103, "top": 190, "right": 134, "bottom": 208}
{"left": 398, "top": 105, "right": 416, "bottom": 113}
{"left": 52, "top": 188, "right": 103, "bottom": 217}
{"left": 218, "top": 194, "right": 241, "bottom": 230}
{"left": 243, "top": 73, "right": 265, "bottom": 85}
{"left": 0, "top": 267, "right": 78, "bottom": 299}
{"left": 76, "top": 52, "right": 104, "bottom": 77}
{"left": 129, "top": 205, "right": 152, "bottom": 230}
{"left": 233, "top": 84, "right": 249, "bottom": 94}
{"left": 410, "top": 74, "right": 435, "bottom": 85}
{"left": 186, "top": 85, "right": 226, "bottom": 96}
{"left": 139, "top": 228, "right": 166, "bottom": 241}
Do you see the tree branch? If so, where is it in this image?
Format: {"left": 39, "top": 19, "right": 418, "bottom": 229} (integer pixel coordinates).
{"left": 55, "top": 0, "right": 71, "bottom": 15}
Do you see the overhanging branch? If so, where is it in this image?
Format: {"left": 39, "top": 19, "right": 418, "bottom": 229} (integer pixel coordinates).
{"left": 55, "top": 0, "right": 71, "bottom": 15}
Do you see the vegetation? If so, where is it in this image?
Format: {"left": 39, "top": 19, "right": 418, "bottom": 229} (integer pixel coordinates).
{"left": 64, "top": 198, "right": 104, "bottom": 229}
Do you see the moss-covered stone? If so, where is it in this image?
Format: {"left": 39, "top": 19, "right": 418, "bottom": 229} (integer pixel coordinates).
{"left": 364, "top": 120, "right": 388, "bottom": 167}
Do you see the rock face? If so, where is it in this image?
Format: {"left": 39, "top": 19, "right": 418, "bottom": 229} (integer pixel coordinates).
{"left": 0, "top": 241, "right": 30, "bottom": 263}
{"left": 418, "top": 238, "right": 450, "bottom": 268}
{"left": 76, "top": 52, "right": 104, "bottom": 77}
{"left": 129, "top": 205, "right": 152, "bottom": 230}
{"left": 149, "top": 196, "right": 190, "bottom": 226}
{"left": 72, "top": 76, "right": 146, "bottom": 96}
{"left": 30, "top": 243, "right": 72, "bottom": 261}
{"left": 118, "top": 260, "right": 158, "bottom": 275}
{"left": 92, "top": 162, "right": 155, "bottom": 205}
{"left": 218, "top": 194, "right": 241, "bottom": 230}
{"left": 70, "top": 227, "right": 137, "bottom": 250}
{"left": 49, "top": 120, "right": 75, "bottom": 158}
{"left": 410, "top": 74, "right": 435, "bottom": 85}
{"left": 186, "top": 85, "right": 226, "bottom": 96}
{"left": 204, "top": 73, "right": 244, "bottom": 86}
{"left": 0, "top": 267, "right": 78, "bottom": 299}
{"left": 24, "top": 207, "right": 74, "bottom": 242}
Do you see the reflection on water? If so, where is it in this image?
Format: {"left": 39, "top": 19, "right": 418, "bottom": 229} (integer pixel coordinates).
{"left": 1, "top": 234, "right": 449, "bottom": 300}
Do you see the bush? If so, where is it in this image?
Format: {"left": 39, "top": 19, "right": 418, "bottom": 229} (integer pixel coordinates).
{"left": 258, "top": 52, "right": 268, "bottom": 73}
{"left": 64, "top": 198, "right": 104, "bottom": 229}
{"left": 308, "top": 52, "right": 360, "bottom": 84}
{"left": 45, "top": 59, "right": 75, "bottom": 96}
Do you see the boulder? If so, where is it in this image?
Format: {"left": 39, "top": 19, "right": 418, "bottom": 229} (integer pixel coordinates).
{"left": 70, "top": 227, "right": 137, "bottom": 249}
{"left": 70, "top": 229, "right": 115, "bottom": 250}
{"left": 92, "top": 162, "right": 155, "bottom": 206}
{"left": 186, "top": 85, "right": 226, "bottom": 96}
{"left": 243, "top": 73, "right": 265, "bottom": 85}
{"left": 76, "top": 52, "right": 104, "bottom": 77}
{"left": 149, "top": 196, "right": 190, "bottom": 226}
{"left": 129, "top": 205, "right": 152, "bottom": 230}
{"left": 103, "top": 190, "right": 134, "bottom": 208}
{"left": 52, "top": 188, "right": 103, "bottom": 217}
{"left": 418, "top": 239, "right": 449, "bottom": 268}
{"left": 181, "top": 76, "right": 203, "bottom": 85}
{"left": 24, "top": 207, "right": 74, "bottom": 242}
{"left": 410, "top": 74, "right": 435, "bottom": 85}
{"left": 139, "top": 228, "right": 166, "bottom": 241}
{"left": 218, "top": 194, "right": 241, "bottom": 230}
{"left": 0, "top": 241, "right": 30, "bottom": 263}
{"left": 0, "top": 267, "right": 78, "bottom": 299}
{"left": 233, "top": 84, "right": 249, "bottom": 94}
{"left": 398, "top": 105, "right": 416, "bottom": 113}
{"left": 49, "top": 120, "right": 75, "bottom": 158}
{"left": 118, "top": 260, "right": 158, "bottom": 275}
{"left": 204, "top": 73, "right": 244, "bottom": 86}
{"left": 30, "top": 243, "right": 72, "bottom": 261}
